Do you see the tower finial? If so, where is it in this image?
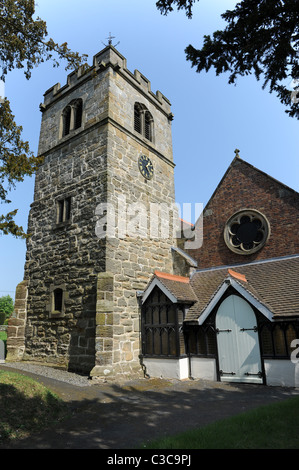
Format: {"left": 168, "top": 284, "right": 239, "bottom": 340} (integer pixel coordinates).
{"left": 102, "top": 33, "right": 120, "bottom": 48}
{"left": 234, "top": 148, "right": 240, "bottom": 158}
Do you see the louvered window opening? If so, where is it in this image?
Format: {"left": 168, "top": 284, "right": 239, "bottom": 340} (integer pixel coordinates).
{"left": 144, "top": 112, "right": 151, "bottom": 141}
{"left": 134, "top": 107, "right": 142, "bottom": 134}
{"left": 63, "top": 107, "right": 71, "bottom": 136}
{"left": 134, "top": 103, "right": 153, "bottom": 142}
{"left": 62, "top": 99, "right": 83, "bottom": 137}
{"left": 74, "top": 100, "right": 83, "bottom": 129}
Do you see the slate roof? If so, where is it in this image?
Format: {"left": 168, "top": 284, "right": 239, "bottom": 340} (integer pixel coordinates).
{"left": 150, "top": 271, "right": 198, "bottom": 303}
{"left": 186, "top": 255, "right": 299, "bottom": 322}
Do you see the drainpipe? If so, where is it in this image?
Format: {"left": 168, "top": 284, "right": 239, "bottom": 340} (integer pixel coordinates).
{"left": 139, "top": 354, "right": 150, "bottom": 378}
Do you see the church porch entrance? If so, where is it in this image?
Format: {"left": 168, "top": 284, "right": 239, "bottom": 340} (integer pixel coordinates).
{"left": 216, "top": 294, "right": 263, "bottom": 384}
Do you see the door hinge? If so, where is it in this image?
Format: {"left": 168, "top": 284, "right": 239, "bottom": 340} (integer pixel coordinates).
{"left": 219, "top": 370, "right": 235, "bottom": 376}
{"left": 216, "top": 328, "right": 232, "bottom": 334}
{"left": 240, "top": 326, "right": 258, "bottom": 332}
{"left": 244, "top": 371, "right": 263, "bottom": 378}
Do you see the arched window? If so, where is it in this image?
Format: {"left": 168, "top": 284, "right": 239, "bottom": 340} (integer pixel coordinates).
{"left": 61, "top": 99, "right": 83, "bottom": 137}
{"left": 134, "top": 103, "right": 142, "bottom": 134}
{"left": 144, "top": 110, "right": 153, "bottom": 141}
{"left": 62, "top": 106, "right": 71, "bottom": 136}
{"left": 134, "top": 102, "right": 154, "bottom": 142}
{"left": 74, "top": 99, "right": 83, "bottom": 129}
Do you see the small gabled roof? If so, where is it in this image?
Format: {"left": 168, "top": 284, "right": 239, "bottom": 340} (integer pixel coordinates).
{"left": 186, "top": 255, "right": 299, "bottom": 323}
{"left": 141, "top": 270, "right": 198, "bottom": 304}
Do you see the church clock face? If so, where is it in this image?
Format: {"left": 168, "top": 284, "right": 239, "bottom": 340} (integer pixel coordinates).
{"left": 138, "top": 155, "right": 154, "bottom": 180}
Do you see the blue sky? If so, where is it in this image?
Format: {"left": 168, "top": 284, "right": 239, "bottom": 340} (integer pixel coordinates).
{"left": 1, "top": 0, "right": 298, "bottom": 299}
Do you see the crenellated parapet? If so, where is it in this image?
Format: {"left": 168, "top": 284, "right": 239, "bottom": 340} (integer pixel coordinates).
{"left": 42, "top": 45, "right": 173, "bottom": 118}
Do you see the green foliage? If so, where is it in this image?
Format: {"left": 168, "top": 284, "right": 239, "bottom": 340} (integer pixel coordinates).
{"left": 156, "top": 0, "right": 198, "bottom": 19}
{"left": 0, "top": 0, "right": 88, "bottom": 81}
{"left": 0, "top": 0, "right": 88, "bottom": 238}
{"left": 0, "top": 295, "right": 14, "bottom": 323}
{"left": 0, "top": 98, "right": 44, "bottom": 237}
{"left": 156, "top": 0, "right": 299, "bottom": 119}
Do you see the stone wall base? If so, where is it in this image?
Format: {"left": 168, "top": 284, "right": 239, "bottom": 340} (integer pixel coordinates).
{"left": 90, "top": 360, "right": 144, "bottom": 380}
{"left": 6, "top": 280, "right": 28, "bottom": 362}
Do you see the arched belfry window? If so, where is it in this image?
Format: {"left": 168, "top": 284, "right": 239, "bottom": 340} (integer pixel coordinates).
{"left": 62, "top": 106, "right": 71, "bottom": 136}
{"left": 134, "top": 102, "right": 154, "bottom": 142}
{"left": 61, "top": 98, "right": 83, "bottom": 137}
{"left": 74, "top": 99, "right": 83, "bottom": 129}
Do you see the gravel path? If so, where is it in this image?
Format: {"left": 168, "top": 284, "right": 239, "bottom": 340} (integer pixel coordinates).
{"left": 2, "top": 361, "right": 92, "bottom": 387}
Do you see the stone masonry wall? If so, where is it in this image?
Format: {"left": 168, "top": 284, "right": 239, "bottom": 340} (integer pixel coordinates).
{"left": 91, "top": 62, "right": 177, "bottom": 378}
{"left": 6, "top": 281, "right": 28, "bottom": 361}
{"left": 15, "top": 46, "right": 177, "bottom": 377}
{"left": 22, "top": 64, "right": 111, "bottom": 372}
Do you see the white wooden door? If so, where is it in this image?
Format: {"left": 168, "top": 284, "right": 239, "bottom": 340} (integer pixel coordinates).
{"left": 216, "top": 295, "right": 263, "bottom": 383}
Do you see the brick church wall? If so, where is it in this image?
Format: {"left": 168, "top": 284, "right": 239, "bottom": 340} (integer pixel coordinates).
{"left": 188, "top": 157, "right": 299, "bottom": 269}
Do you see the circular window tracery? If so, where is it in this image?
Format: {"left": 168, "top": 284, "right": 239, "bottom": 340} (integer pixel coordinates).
{"left": 224, "top": 209, "right": 270, "bottom": 255}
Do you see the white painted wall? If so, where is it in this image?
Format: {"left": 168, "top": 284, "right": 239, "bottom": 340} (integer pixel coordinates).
{"left": 144, "top": 357, "right": 299, "bottom": 387}
{"left": 264, "top": 360, "right": 299, "bottom": 387}
{"left": 190, "top": 357, "right": 217, "bottom": 381}
{"left": 143, "top": 357, "right": 189, "bottom": 379}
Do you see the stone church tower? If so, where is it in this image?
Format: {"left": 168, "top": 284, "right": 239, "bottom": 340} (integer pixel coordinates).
{"left": 7, "top": 45, "right": 178, "bottom": 378}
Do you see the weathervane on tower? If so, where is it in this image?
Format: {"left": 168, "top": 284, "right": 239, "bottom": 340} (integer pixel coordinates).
{"left": 102, "top": 32, "right": 120, "bottom": 48}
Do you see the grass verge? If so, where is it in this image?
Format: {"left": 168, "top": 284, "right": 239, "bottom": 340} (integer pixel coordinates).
{"left": 145, "top": 395, "right": 299, "bottom": 449}
{"left": 0, "top": 370, "right": 69, "bottom": 443}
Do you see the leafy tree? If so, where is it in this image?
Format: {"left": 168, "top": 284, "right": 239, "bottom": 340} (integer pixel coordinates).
{"left": 0, "top": 0, "right": 87, "bottom": 238}
{"left": 156, "top": 0, "right": 299, "bottom": 119}
{"left": 0, "top": 295, "right": 14, "bottom": 324}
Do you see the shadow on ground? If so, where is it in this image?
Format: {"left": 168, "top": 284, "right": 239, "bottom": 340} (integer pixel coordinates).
{"left": 1, "top": 369, "right": 298, "bottom": 449}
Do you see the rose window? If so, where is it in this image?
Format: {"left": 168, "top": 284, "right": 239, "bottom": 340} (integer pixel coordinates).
{"left": 224, "top": 210, "right": 270, "bottom": 255}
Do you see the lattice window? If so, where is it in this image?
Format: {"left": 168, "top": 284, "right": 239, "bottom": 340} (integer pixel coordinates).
{"left": 141, "top": 287, "right": 184, "bottom": 357}
{"left": 186, "top": 326, "right": 217, "bottom": 356}
{"left": 260, "top": 322, "right": 298, "bottom": 358}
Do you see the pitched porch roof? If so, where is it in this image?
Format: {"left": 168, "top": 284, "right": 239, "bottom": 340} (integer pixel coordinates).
{"left": 141, "top": 270, "right": 198, "bottom": 304}
{"left": 186, "top": 255, "right": 299, "bottom": 323}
